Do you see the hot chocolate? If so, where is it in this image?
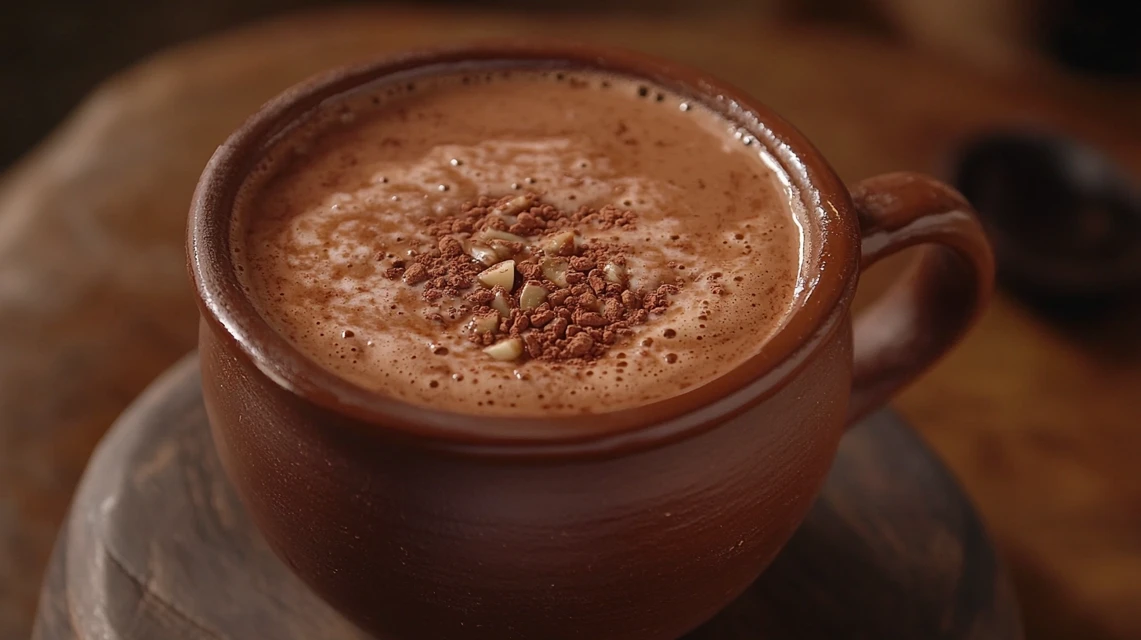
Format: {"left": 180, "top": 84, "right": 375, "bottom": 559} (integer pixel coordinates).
{"left": 234, "top": 67, "right": 806, "bottom": 417}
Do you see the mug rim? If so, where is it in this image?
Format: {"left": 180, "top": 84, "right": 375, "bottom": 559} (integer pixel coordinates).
{"left": 188, "top": 42, "right": 860, "bottom": 456}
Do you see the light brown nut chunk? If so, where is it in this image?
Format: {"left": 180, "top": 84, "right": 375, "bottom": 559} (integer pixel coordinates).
{"left": 468, "top": 243, "right": 499, "bottom": 266}
{"left": 491, "top": 291, "right": 512, "bottom": 317}
{"left": 478, "top": 260, "right": 516, "bottom": 290}
{"left": 542, "top": 230, "right": 576, "bottom": 255}
{"left": 488, "top": 239, "right": 523, "bottom": 260}
{"left": 468, "top": 312, "right": 500, "bottom": 335}
{"left": 540, "top": 257, "right": 569, "bottom": 287}
{"left": 484, "top": 338, "right": 524, "bottom": 361}
{"left": 603, "top": 262, "right": 626, "bottom": 284}
{"left": 519, "top": 283, "right": 549, "bottom": 310}
{"left": 479, "top": 229, "right": 529, "bottom": 244}
{"left": 492, "top": 194, "right": 535, "bottom": 217}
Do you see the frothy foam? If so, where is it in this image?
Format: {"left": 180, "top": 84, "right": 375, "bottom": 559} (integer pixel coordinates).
{"left": 234, "top": 68, "right": 806, "bottom": 417}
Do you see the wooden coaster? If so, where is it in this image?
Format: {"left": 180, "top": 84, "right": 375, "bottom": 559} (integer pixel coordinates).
{"left": 32, "top": 355, "right": 1022, "bottom": 639}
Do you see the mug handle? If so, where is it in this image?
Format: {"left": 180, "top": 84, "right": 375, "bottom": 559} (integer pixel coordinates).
{"left": 846, "top": 172, "right": 995, "bottom": 424}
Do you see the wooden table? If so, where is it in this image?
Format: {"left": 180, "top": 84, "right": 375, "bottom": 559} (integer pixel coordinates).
{"left": 31, "top": 356, "right": 1021, "bottom": 640}
{"left": 2, "top": 7, "right": 1140, "bottom": 640}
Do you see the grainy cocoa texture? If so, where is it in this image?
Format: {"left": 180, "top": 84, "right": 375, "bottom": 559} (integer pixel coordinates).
{"left": 396, "top": 194, "right": 683, "bottom": 362}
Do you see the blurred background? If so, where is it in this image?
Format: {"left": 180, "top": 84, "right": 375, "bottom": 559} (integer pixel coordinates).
{"left": 3, "top": 0, "right": 1138, "bottom": 169}
{"left": 2, "top": 1, "right": 1140, "bottom": 640}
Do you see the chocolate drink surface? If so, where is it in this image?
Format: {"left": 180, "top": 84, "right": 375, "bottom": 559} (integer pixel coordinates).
{"left": 234, "top": 67, "right": 807, "bottom": 417}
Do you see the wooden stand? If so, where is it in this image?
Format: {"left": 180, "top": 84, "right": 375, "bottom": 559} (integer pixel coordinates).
{"left": 32, "top": 355, "right": 1022, "bottom": 639}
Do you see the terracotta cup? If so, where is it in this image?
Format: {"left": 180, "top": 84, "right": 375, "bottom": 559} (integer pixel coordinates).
{"left": 189, "top": 44, "right": 994, "bottom": 640}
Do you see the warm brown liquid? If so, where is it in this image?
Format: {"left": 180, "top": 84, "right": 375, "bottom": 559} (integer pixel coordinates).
{"left": 234, "top": 68, "right": 806, "bottom": 417}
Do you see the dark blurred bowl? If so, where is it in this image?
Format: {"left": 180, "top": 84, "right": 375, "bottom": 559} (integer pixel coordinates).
{"left": 950, "top": 131, "right": 1141, "bottom": 303}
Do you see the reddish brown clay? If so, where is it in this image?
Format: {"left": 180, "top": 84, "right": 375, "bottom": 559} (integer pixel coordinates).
{"left": 188, "top": 44, "right": 994, "bottom": 640}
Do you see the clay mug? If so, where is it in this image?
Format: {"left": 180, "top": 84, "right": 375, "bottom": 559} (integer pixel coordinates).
{"left": 189, "top": 44, "right": 994, "bottom": 640}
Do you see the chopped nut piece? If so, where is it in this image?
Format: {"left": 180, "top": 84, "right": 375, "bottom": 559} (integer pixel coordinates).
{"left": 478, "top": 260, "right": 516, "bottom": 290}
{"left": 479, "top": 229, "right": 529, "bottom": 244}
{"left": 468, "top": 313, "right": 499, "bottom": 335}
{"left": 542, "top": 230, "right": 577, "bottom": 255}
{"left": 488, "top": 239, "right": 522, "bottom": 260}
{"left": 541, "top": 257, "right": 570, "bottom": 287}
{"left": 492, "top": 194, "right": 535, "bottom": 217}
{"left": 483, "top": 338, "right": 523, "bottom": 361}
{"left": 491, "top": 291, "right": 511, "bottom": 317}
{"left": 604, "top": 262, "right": 626, "bottom": 284}
{"left": 468, "top": 243, "right": 499, "bottom": 266}
{"left": 519, "top": 283, "right": 549, "bottom": 310}
{"left": 394, "top": 193, "right": 684, "bottom": 364}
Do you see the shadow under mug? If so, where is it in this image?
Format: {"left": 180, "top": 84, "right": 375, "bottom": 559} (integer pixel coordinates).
{"left": 188, "top": 44, "right": 994, "bottom": 640}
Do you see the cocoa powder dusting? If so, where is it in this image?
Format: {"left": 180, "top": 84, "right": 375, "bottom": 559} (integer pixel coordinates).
{"left": 387, "top": 194, "right": 685, "bottom": 363}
